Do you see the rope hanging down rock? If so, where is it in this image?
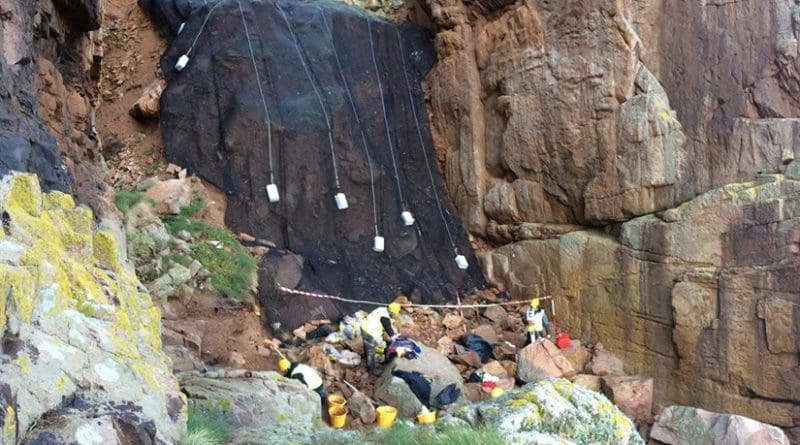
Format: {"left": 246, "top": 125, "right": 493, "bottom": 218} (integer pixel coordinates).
{"left": 395, "top": 29, "right": 457, "bottom": 252}
{"left": 275, "top": 1, "right": 342, "bottom": 194}
{"left": 236, "top": 0, "right": 275, "bottom": 185}
{"left": 367, "top": 18, "right": 413, "bottom": 225}
{"left": 319, "top": 7, "right": 381, "bottom": 239}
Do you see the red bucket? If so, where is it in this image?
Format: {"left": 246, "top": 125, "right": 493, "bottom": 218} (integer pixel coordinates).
{"left": 555, "top": 332, "right": 571, "bottom": 349}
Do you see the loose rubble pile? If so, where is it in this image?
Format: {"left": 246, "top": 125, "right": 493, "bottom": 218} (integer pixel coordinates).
{"left": 271, "top": 295, "right": 657, "bottom": 436}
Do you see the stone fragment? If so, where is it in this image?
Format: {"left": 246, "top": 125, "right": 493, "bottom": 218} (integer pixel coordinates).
{"left": 442, "top": 313, "right": 465, "bottom": 329}
{"left": 481, "top": 360, "right": 508, "bottom": 378}
{"left": 650, "top": 406, "right": 789, "bottom": 445}
{"left": 483, "top": 305, "right": 508, "bottom": 323}
{"left": 349, "top": 392, "right": 375, "bottom": 424}
{"left": 228, "top": 351, "right": 247, "bottom": 367}
{"left": 516, "top": 340, "right": 576, "bottom": 383}
{"left": 492, "top": 341, "right": 516, "bottom": 361}
{"left": 437, "top": 336, "right": 455, "bottom": 356}
{"left": 144, "top": 178, "right": 192, "bottom": 215}
{"left": 571, "top": 374, "right": 601, "bottom": 392}
{"left": 130, "top": 81, "right": 163, "bottom": 121}
{"left": 589, "top": 349, "right": 625, "bottom": 376}
{"left": 560, "top": 340, "right": 591, "bottom": 372}
{"left": 453, "top": 351, "right": 483, "bottom": 368}
{"left": 601, "top": 375, "right": 653, "bottom": 424}
{"left": 471, "top": 324, "right": 498, "bottom": 344}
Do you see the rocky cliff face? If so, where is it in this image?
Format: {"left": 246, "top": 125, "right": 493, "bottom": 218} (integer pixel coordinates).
{"left": 0, "top": 173, "right": 184, "bottom": 444}
{"left": 425, "top": 0, "right": 800, "bottom": 232}
{"left": 0, "top": 0, "right": 114, "bottom": 213}
{"left": 147, "top": 0, "right": 484, "bottom": 329}
{"left": 422, "top": 0, "right": 800, "bottom": 437}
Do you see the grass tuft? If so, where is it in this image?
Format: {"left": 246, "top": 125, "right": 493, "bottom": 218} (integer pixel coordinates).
{"left": 180, "top": 404, "right": 233, "bottom": 445}
{"left": 114, "top": 190, "right": 147, "bottom": 214}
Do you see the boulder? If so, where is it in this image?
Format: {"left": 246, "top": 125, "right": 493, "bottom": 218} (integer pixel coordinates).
{"left": 442, "top": 313, "right": 466, "bottom": 329}
{"left": 0, "top": 173, "right": 184, "bottom": 444}
{"left": 589, "top": 349, "right": 625, "bottom": 376}
{"left": 471, "top": 324, "right": 499, "bottom": 344}
{"left": 481, "top": 360, "right": 509, "bottom": 378}
{"left": 453, "top": 351, "right": 483, "bottom": 368}
{"left": 571, "top": 374, "right": 601, "bottom": 392}
{"left": 492, "top": 341, "right": 517, "bottom": 360}
{"left": 130, "top": 80, "right": 164, "bottom": 121}
{"left": 516, "top": 340, "right": 576, "bottom": 383}
{"left": 374, "top": 344, "right": 466, "bottom": 417}
{"left": 180, "top": 370, "right": 323, "bottom": 445}
{"left": 650, "top": 406, "right": 790, "bottom": 445}
{"left": 463, "top": 382, "right": 490, "bottom": 403}
{"left": 560, "top": 340, "right": 591, "bottom": 372}
{"left": 483, "top": 305, "right": 508, "bottom": 323}
{"left": 446, "top": 378, "right": 644, "bottom": 445}
{"left": 600, "top": 376, "right": 653, "bottom": 425}
{"left": 144, "top": 178, "right": 192, "bottom": 215}
{"left": 349, "top": 392, "right": 376, "bottom": 424}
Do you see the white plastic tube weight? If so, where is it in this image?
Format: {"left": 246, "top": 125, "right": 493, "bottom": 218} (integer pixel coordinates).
{"left": 401, "top": 211, "right": 415, "bottom": 226}
{"left": 335, "top": 193, "right": 349, "bottom": 210}
{"left": 373, "top": 236, "right": 385, "bottom": 252}
{"left": 266, "top": 184, "right": 280, "bottom": 203}
{"left": 175, "top": 54, "right": 189, "bottom": 71}
{"left": 454, "top": 254, "right": 468, "bottom": 270}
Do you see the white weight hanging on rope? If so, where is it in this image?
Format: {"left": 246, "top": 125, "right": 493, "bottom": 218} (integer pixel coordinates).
{"left": 175, "top": 54, "right": 189, "bottom": 71}
{"left": 335, "top": 192, "right": 349, "bottom": 210}
{"left": 454, "top": 254, "right": 468, "bottom": 270}
{"left": 373, "top": 235, "right": 385, "bottom": 252}
{"left": 266, "top": 184, "right": 280, "bottom": 203}
{"left": 177, "top": 22, "right": 186, "bottom": 35}
{"left": 401, "top": 210, "right": 415, "bottom": 226}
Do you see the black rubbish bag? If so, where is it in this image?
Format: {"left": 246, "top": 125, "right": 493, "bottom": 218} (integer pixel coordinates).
{"left": 462, "top": 334, "right": 492, "bottom": 363}
{"left": 435, "top": 383, "right": 461, "bottom": 407}
{"left": 392, "top": 370, "right": 432, "bottom": 408}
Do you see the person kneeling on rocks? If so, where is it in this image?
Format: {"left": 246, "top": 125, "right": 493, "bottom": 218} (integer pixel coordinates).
{"left": 361, "top": 303, "right": 401, "bottom": 375}
{"left": 525, "top": 298, "right": 551, "bottom": 345}
{"left": 279, "top": 358, "right": 327, "bottom": 405}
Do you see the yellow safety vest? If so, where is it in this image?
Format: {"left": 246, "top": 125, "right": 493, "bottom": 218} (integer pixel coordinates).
{"left": 361, "top": 307, "right": 390, "bottom": 339}
{"left": 291, "top": 364, "right": 323, "bottom": 390}
{"left": 527, "top": 308, "right": 544, "bottom": 331}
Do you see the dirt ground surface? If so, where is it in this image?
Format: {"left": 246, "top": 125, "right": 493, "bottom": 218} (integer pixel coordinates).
{"left": 96, "top": 0, "right": 166, "bottom": 190}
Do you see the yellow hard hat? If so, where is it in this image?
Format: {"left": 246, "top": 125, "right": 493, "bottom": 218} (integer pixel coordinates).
{"left": 530, "top": 298, "right": 540, "bottom": 308}
{"left": 278, "top": 358, "right": 291, "bottom": 373}
{"left": 490, "top": 387, "right": 504, "bottom": 398}
{"left": 388, "top": 302, "right": 402, "bottom": 314}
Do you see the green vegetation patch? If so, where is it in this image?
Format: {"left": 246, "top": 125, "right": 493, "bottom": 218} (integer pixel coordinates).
{"left": 114, "top": 190, "right": 148, "bottom": 214}
{"left": 320, "top": 423, "right": 506, "bottom": 445}
{"left": 180, "top": 403, "right": 234, "bottom": 445}
{"left": 163, "top": 201, "right": 256, "bottom": 302}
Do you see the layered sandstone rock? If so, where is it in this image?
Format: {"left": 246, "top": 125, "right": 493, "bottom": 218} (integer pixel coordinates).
{"left": 424, "top": 0, "right": 800, "bottom": 231}
{"left": 477, "top": 174, "right": 800, "bottom": 438}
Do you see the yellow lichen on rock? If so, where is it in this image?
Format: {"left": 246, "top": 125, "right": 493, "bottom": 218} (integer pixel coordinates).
{"left": 93, "top": 231, "right": 120, "bottom": 272}
{"left": 0, "top": 173, "right": 185, "bottom": 441}
{"left": 3, "top": 174, "right": 42, "bottom": 216}
{"left": 1, "top": 405, "right": 16, "bottom": 444}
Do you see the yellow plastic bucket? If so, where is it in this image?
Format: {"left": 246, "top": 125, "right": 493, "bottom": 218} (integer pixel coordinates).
{"left": 376, "top": 406, "right": 398, "bottom": 429}
{"left": 327, "top": 394, "right": 347, "bottom": 410}
{"left": 416, "top": 410, "right": 436, "bottom": 424}
{"left": 328, "top": 406, "right": 347, "bottom": 429}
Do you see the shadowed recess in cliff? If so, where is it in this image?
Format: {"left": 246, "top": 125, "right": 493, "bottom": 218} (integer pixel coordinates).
{"left": 150, "top": 0, "right": 485, "bottom": 328}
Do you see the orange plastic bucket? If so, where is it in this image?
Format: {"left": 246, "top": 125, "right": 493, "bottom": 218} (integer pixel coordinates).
{"left": 376, "top": 406, "right": 397, "bottom": 429}
{"left": 328, "top": 406, "right": 347, "bottom": 428}
{"left": 327, "top": 394, "right": 346, "bottom": 410}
